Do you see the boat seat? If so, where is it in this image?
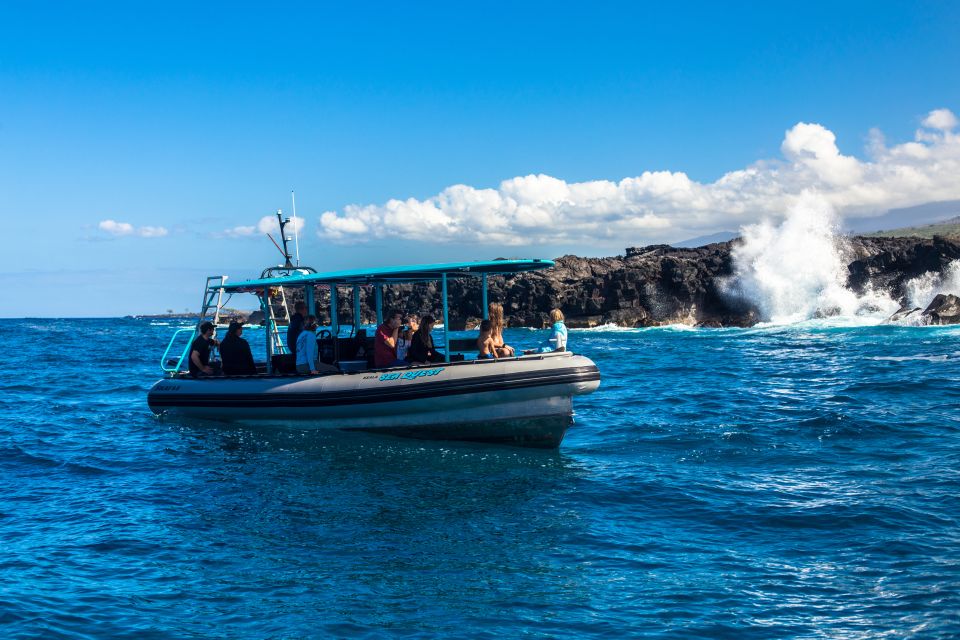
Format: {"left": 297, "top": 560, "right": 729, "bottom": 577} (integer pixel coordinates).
{"left": 271, "top": 353, "right": 297, "bottom": 374}
{"left": 447, "top": 338, "right": 479, "bottom": 353}
{"left": 337, "top": 330, "right": 368, "bottom": 360}
{"left": 317, "top": 337, "right": 335, "bottom": 364}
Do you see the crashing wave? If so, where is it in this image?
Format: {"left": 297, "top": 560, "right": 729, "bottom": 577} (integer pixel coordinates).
{"left": 728, "top": 193, "right": 960, "bottom": 326}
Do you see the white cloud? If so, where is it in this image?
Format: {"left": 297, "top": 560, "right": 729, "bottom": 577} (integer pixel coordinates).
{"left": 922, "top": 108, "right": 958, "bottom": 131}
{"left": 138, "top": 226, "right": 168, "bottom": 238}
{"left": 220, "top": 214, "right": 306, "bottom": 239}
{"left": 781, "top": 122, "right": 863, "bottom": 186}
{"left": 98, "top": 219, "right": 168, "bottom": 238}
{"left": 98, "top": 219, "right": 134, "bottom": 236}
{"left": 317, "top": 108, "right": 960, "bottom": 246}
{"left": 223, "top": 225, "right": 257, "bottom": 238}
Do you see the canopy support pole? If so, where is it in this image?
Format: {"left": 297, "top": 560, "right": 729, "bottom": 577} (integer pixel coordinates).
{"left": 330, "top": 285, "right": 339, "bottom": 336}
{"left": 305, "top": 284, "right": 315, "bottom": 317}
{"left": 352, "top": 285, "right": 361, "bottom": 334}
{"left": 263, "top": 288, "right": 273, "bottom": 374}
{"left": 442, "top": 273, "right": 450, "bottom": 363}
{"left": 482, "top": 273, "right": 488, "bottom": 320}
{"left": 375, "top": 285, "right": 383, "bottom": 325}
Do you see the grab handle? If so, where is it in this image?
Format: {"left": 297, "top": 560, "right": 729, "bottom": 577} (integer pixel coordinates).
{"left": 161, "top": 328, "right": 196, "bottom": 373}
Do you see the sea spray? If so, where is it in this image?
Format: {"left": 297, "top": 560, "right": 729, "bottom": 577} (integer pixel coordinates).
{"left": 728, "top": 194, "right": 898, "bottom": 324}
{"left": 904, "top": 259, "right": 960, "bottom": 309}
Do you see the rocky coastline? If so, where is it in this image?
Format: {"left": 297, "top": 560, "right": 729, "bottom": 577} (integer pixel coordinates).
{"left": 250, "top": 235, "right": 960, "bottom": 329}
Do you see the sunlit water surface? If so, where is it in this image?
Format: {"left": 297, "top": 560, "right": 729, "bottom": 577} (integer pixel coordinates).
{"left": 2, "top": 318, "right": 959, "bottom": 638}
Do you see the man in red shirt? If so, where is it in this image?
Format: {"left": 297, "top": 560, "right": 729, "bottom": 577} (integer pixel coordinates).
{"left": 374, "top": 310, "right": 404, "bottom": 368}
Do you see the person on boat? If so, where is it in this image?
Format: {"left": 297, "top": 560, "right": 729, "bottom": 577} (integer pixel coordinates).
{"left": 189, "top": 321, "right": 219, "bottom": 377}
{"left": 477, "top": 319, "right": 498, "bottom": 360}
{"left": 295, "top": 315, "right": 330, "bottom": 375}
{"left": 220, "top": 321, "right": 257, "bottom": 375}
{"left": 541, "top": 308, "right": 568, "bottom": 352}
{"left": 406, "top": 315, "right": 444, "bottom": 364}
{"left": 374, "top": 310, "right": 405, "bottom": 367}
{"left": 487, "top": 302, "right": 515, "bottom": 357}
{"left": 396, "top": 314, "right": 419, "bottom": 362}
{"left": 287, "top": 301, "right": 308, "bottom": 358}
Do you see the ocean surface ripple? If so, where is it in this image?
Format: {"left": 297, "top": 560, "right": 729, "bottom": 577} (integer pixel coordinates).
{"left": 1, "top": 318, "right": 959, "bottom": 638}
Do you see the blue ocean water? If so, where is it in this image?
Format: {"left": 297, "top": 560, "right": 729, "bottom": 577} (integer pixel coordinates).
{"left": 2, "top": 318, "right": 959, "bottom": 638}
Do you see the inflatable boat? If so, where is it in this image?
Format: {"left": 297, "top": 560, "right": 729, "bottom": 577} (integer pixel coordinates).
{"left": 148, "top": 220, "right": 600, "bottom": 447}
{"left": 148, "top": 351, "right": 599, "bottom": 447}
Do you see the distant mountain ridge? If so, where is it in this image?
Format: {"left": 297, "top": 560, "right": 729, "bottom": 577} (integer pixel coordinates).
{"left": 671, "top": 231, "right": 739, "bottom": 248}
{"left": 669, "top": 201, "right": 960, "bottom": 250}
{"left": 846, "top": 200, "right": 960, "bottom": 234}
{"left": 863, "top": 215, "right": 960, "bottom": 239}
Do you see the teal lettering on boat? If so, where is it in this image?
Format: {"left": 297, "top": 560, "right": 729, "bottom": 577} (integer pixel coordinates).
{"left": 379, "top": 368, "right": 444, "bottom": 382}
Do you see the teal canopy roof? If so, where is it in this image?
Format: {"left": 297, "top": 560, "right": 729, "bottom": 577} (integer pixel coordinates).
{"left": 221, "top": 259, "right": 554, "bottom": 292}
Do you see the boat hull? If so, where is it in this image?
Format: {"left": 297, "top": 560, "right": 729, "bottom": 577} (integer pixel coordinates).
{"left": 148, "top": 353, "right": 600, "bottom": 448}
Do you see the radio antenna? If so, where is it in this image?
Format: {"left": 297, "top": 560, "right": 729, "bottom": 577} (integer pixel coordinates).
{"left": 291, "top": 190, "right": 301, "bottom": 267}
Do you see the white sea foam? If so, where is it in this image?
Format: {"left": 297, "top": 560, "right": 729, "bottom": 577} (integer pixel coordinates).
{"left": 904, "top": 259, "right": 960, "bottom": 309}
{"left": 568, "top": 323, "right": 645, "bottom": 332}
{"left": 643, "top": 323, "right": 699, "bottom": 332}
{"left": 566, "top": 322, "right": 699, "bottom": 333}
{"left": 870, "top": 354, "right": 951, "bottom": 362}
{"left": 567, "top": 323, "right": 628, "bottom": 332}
{"left": 751, "top": 315, "right": 891, "bottom": 330}
{"left": 729, "top": 193, "right": 899, "bottom": 325}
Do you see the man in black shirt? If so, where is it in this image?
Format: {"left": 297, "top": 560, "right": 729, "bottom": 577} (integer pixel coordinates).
{"left": 220, "top": 321, "right": 257, "bottom": 375}
{"left": 287, "top": 301, "right": 307, "bottom": 358}
{"left": 189, "top": 321, "right": 219, "bottom": 376}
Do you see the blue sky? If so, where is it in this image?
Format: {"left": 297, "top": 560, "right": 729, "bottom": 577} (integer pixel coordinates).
{"left": 1, "top": 1, "right": 959, "bottom": 316}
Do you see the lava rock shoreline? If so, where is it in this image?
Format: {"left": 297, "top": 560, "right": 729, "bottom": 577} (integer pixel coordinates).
{"left": 279, "top": 235, "right": 960, "bottom": 329}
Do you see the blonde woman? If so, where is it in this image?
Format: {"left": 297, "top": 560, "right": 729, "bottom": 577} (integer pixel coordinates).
{"left": 487, "top": 302, "right": 515, "bottom": 357}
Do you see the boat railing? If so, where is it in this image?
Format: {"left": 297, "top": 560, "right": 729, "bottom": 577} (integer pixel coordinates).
{"left": 161, "top": 328, "right": 196, "bottom": 373}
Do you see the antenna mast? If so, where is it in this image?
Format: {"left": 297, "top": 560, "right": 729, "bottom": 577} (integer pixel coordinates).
{"left": 291, "top": 190, "right": 301, "bottom": 267}
{"left": 274, "top": 209, "right": 294, "bottom": 269}
{"left": 259, "top": 204, "right": 316, "bottom": 278}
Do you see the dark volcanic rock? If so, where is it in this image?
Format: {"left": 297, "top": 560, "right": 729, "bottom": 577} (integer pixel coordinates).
{"left": 488, "top": 236, "right": 959, "bottom": 328}
{"left": 846, "top": 236, "right": 960, "bottom": 301}
{"left": 922, "top": 294, "right": 960, "bottom": 325}
{"left": 272, "top": 236, "right": 960, "bottom": 329}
